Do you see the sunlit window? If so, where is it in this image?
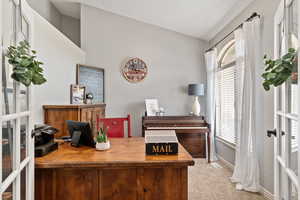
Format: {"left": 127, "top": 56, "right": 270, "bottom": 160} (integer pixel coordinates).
{"left": 216, "top": 40, "right": 236, "bottom": 145}
{"left": 218, "top": 41, "right": 236, "bottom": 67}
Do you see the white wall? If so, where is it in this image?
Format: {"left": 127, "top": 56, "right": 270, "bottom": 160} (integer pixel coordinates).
{"left": 32, "top": 11, "right": 85, "bottom": 124}
{"left": 27, "top": 0, "right": 62, "bottom": 30}
{"left": 81, "top": 5, "right": 208, "bottom": 136}
{"left": 210, "top": 0, "right": 281, "bottom": 194}
{"left": 27, "top": 0, "right": 81, "bottom": 47}
{"left": 61, "top": 15, "right": 81, "bottom": 47}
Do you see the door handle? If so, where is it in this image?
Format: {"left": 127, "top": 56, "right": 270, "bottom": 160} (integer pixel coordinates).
{"left": 31, "top": 130, "right": 36, "bottom": 138}
{"left": 267, "top": 129, "right": 277, "bottom": 137}
{"left": 267, "top": 129, "right": 285, "bottom": 137}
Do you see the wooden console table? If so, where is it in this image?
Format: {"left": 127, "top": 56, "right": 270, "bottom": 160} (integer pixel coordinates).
{"left": 142, "top": 116, "right": 210, "bottom": 162}
{"left": 35, "top": 138, "right": 194, "bottom": 200}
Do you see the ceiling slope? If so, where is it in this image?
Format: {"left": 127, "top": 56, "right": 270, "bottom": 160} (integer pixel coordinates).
{"left": 50, "top": 0, "right": 255, "bottom": 40}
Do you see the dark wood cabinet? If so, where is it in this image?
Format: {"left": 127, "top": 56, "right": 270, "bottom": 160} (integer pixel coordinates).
{"left": 142, "top": 116, "right": 210, "bottom": 161}
{"left": 43, "top": 104, "right": 106, "bottom": 138}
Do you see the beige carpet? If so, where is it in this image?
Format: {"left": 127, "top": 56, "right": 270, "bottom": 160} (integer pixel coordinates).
{"left": 188, "top": 159, "right": 266, "bottom": 200}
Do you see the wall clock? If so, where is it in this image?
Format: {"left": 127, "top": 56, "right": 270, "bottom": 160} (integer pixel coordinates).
{"left": 122, "top": 58, "right": 148, "bottom": 83}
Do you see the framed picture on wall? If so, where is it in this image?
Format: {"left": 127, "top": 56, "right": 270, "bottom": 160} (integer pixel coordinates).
{"left": 70, "top": 84, "right": 86, "bottom": 104}
{"left": 76, "top": 64, "right": 105, "bottom": 103}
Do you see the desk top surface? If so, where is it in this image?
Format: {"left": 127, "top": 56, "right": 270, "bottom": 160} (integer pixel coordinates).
{"left": 35, "top": 137, "right": 194, "bottom": 169}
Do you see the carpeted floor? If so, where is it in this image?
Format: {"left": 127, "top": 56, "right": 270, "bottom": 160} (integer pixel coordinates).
{"left": 188, "top": 159, "right": 266, "bottom": 200}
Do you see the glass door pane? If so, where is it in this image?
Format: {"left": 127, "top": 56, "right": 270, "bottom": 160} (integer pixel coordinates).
{"left": 292, "top": 183, "right": 298, "bottom": 200}
{"left": 2, "top": 119, "right": 16, "bottom": 181}
{"left": 288, "top": 81, "right": 298, "bottom": 114}
{"left": 2, "top": 183, "right": 13, "bottom": 200}
{"left": 288, "top": 118, "right": 298, "bottom": 176}
{"left": 20, "top": 84, "right": 29, "bottom": 112}
{"left": 288, "top": 0, "right": 298, "bottom": 115}
{"left": 2, "top": 0, "right": 16, "bottom": 116}
{"left": 289, "top": 0, "right": 298, "bottom": 49}
{"left": 20, "top": 116, "right": 28, "bottom": 162}
{"left": 20, "top": 168, "right": 26, "bottom": 200}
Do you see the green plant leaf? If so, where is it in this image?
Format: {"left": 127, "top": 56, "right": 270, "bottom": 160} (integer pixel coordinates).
{"left": 275, "top": 66, "right": 284, "bottom": 72}
{"left": 289, "top": 48, "right": 296, "bottom": 53}
{"left": 32, "top": 73, "right": 47, "bottom": 85}
{"left": 263, "top": 82, "right": 270, "bottom": 91}
{"left": 266, "top": 73, "right": 276, "bottom": 80}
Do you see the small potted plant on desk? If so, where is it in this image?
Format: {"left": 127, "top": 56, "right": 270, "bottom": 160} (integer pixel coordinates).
{"left": 96, "top": 127, "right": 110, "bottom": 151}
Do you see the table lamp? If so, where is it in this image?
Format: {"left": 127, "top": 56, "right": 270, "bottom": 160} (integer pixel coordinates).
{"left": 188, "top": 84, "right": 205, "bottom": 116}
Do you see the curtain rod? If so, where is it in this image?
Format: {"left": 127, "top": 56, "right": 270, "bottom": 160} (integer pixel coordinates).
{"left": 205, "top": 12, "right": 260, "bottom": 53}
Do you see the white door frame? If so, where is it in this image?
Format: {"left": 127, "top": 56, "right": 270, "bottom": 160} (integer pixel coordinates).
{"left": 274, "top": 0, "right": 300, "bottom": 199}
{"left": 0, "top": 0, "right": 3, "bottom": 196}
{"left": 0, "top": 0, "right": 34, "bottom": 199}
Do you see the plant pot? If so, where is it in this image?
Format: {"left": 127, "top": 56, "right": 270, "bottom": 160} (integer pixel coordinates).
{"left": 291, "top": 72, "right": 298, "bottom": 84}
{"left": 96, "top": 141, "right": 110, "bottom": 151}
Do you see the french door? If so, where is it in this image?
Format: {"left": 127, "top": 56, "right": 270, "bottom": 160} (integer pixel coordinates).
{"left": 0, "top": 0, "right": 34, "bottom": 200}
{"left": 273, "top": 0, "right": 300, "bottom": 199}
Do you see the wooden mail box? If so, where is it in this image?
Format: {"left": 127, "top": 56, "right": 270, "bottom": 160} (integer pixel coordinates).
{"left": 145, "top": 130, "right": 179, "bottom": 155}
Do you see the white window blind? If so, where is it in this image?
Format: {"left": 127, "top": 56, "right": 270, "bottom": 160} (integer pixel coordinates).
{"left": 290, "top": 84, "right": 298, "bottom": 150}
{"left": 216, "top": 64, "right": 236, "bottom": 144}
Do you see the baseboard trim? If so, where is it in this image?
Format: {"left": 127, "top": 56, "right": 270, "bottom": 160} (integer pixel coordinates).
{"left": 217, "top": 154, "right": 274, "bottom": 200}
{"left": 217, "top": 154, "right": 234, "bottom": 170}
{"left": 261, "top": 187, "right": 274, "bottom": 200}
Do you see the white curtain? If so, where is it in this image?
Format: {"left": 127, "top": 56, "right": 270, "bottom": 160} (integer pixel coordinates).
{"left": 231, "top": 17, "right": 262, "bottom": 192}
{"left": 205, "top": 49, "right": 218, "bottom": 162}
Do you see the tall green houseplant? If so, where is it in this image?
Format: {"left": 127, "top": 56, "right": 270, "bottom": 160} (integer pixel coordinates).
{"left": 5, "top": 40, "right": 47, "bottom": 87}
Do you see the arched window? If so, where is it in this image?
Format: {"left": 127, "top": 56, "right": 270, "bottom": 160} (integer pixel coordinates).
{"left": 215, "top": 39, "right": 237, "bottom": 145}
{"left": 218, "top": 40, "right": 236, "bottom": 67}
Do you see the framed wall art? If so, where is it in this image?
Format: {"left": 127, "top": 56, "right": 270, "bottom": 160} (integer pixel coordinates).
{"left": 76, "top": 64, "right": 105, "bottom": 103}
{"left": 70, "top": 84, "right": 86, "bottom": 104}
{"left": 121, "top": 58, "right": 148, "bottom": 83}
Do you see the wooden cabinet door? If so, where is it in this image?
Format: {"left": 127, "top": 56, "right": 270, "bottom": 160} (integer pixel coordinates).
{"left": 91, "top": 107, "right": 105, "bottom": 136}
{"left": 80, "top": 107, "right": 105, "bottom": 137}
{"left": 99, "top": 169, "right": 138, "bottom": 200}
{"left": 44, "top": 108, "right": 79, "bottom": 138}
{"left": 81, "top": 108, "right": 93, "bottom": 123}
{"left": 35, "top": 169, "right": 98, "bottom": 200}
{"left": 56, "top": 169, "right": 98, "bottom": 200}
{"left": 80, "top": 108, "right": 94, "bottom": 135}
{"left": 139, "top": 168, "right": 187, "bottom": 200}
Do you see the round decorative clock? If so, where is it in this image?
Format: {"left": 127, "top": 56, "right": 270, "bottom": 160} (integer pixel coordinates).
{"left": 122, "top": 58, "right": 148, "bottom": 83}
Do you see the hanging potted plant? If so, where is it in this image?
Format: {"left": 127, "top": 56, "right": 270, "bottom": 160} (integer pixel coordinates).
{"left": 5, "top": 40, "right": 47, "bottom": 87}
{"left": 96, "top": 127, "right": 110, "bottom": 151}
{"left": 262, "top": 48, "right": 297, "bottom": 91}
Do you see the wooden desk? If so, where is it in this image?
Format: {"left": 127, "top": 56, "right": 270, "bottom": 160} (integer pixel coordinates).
{"left": 142, "top": 116, "right": 210, "bottom": 161}
{"left": 35, "top": 138, "right": 194, "bottom": 200}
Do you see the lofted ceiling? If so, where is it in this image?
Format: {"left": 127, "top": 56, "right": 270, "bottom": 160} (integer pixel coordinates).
{"left": 50, "top": 0, "right": 255, "bottom": 41}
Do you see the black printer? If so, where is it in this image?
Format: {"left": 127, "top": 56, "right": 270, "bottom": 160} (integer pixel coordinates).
{"left": 33, "top": 125, "right": 58, "bottom": 157}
